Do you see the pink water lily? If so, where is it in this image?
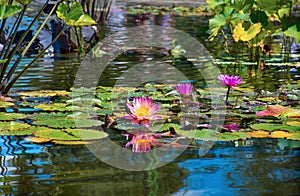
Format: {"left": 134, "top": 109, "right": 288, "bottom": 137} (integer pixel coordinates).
{"left": 218, "top": 74, "right": 242, "bottom": 105}
{"left": 122, "top": 96, "right": 161, "bottom": 127}
{"left": 218, "top": 74, "right": 242, "bottom": 89}
{"left": 176, "top": 83, "right": 192, "bottom": 96}
{"left": 124, "top": 133, "right": 159, "bottom": 153}
{"left": 223, "top": 123, "right": 240, "bottom": 131}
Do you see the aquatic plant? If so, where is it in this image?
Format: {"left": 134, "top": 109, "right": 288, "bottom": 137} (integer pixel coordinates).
{"left": 79, "top": 0, "right": 112, "bottom": 24}
{"left": 123, "top": 96, "right": 161, "bottom": 127}
{"left": 0, "top": 1, "right": 96, "bottom": 95}
{"left": 124, "top": 133, "right": 159, "bottom": 152}
{"left": 176, "top": 83, "right": 192, "bottom": 96}
{"left": 218, "top": 74, "right": 242, "bottom": 105}
{"left": 208, "top": 0, "right": 300, "bottom": 64}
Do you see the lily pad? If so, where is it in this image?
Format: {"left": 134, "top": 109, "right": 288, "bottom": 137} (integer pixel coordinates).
{"left": 250, "top": 123, "right": 300, "bottom": 133}
{"left": 34, "top": 103, "right": 71, "bottom": 112}
{"left": 268, "top": 131, "right": 293, "bottom": 138}
{"left": 0, "top": 113, "right": 26, "bottom": 121}
{"left": 0, "top": 122, "right": 32, "bottom": 135}
{"left": 0, "top": 101, "right": 14, "bottom": 108}
{"left": 33, "top": 119, "right": 101, "bottom": 128}
{"left": 287, "top": 132, "right": 300, "bottom": 141}
{"left": 247, "top": 131, "right": 269, "bottom": 138}
{"left": 18, "top": 90, "right": 70, "bottom": 97}
{"left": 33, "top": 128, "right": 107, "bottom": 141}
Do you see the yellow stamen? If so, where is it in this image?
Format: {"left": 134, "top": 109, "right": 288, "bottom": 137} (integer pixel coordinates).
{"left": 136, "top": 106, "right": 149, "bottom": 117}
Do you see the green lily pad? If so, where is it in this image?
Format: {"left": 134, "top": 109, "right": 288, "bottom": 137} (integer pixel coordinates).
{"left": 18, "top": 90, "right": 70, "bottom": 97}
{"left": 34, "top": 103, "right": 71, "bottom": 112}
{"left": 33, "top": 128, "right": 107, "bottom": 141}
{"left": 0, "top": 5, "right": 22, "bottom": 20}
{"left": 0, "top": 101, "right": 14, "bottom": 108}
{"left": 250, "top": 123, "right": 300, "bottom": 133}
{"left": 0, "top": 113, "right": 27, "bottom": 121}
{"left": 287, "top": 132, "right": 300, "bottom": 141}
{"left": 33, "top": 119, "right": 101, "bottom": 128}
{"left": 178, "top": 129, "right": 219, "bottom": 140}
{"left": 0, "top": 122, "right": 32, "bottom": 135}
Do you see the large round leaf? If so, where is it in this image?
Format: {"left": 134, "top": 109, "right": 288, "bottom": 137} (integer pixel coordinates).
{"left": 0, "top": 5, "right": 22, "bottom": 20}
{"left": 33, "top": 118, "right": 101, "bottom": 128}
{"left": 0, "top": 112, "right": 26, "bottom": 121}
{"left": 0, "top": 122, "right": 31, "bottom": 135}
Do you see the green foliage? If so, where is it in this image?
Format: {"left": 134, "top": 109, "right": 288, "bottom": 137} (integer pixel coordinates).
{"left": 56, "top": 2, "right": 96, "bottom": 26}
{"left": 208, "top": 0, "right": 300, "bottom": 62}
{"left": 0, "top": 5, "right": 22, "bottom": 20}
{"left": 16, "top": 0, "right": 32, "bottom": 5}
{"left": 33, "top": 118, "right": 102, "bottom": 129}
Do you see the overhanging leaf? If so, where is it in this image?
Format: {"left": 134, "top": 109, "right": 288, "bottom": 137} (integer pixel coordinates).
{"left": 0, "top": 5, "right": 22, "bottom": 20}
{"left": 284, "top": 25, "right": 300, "bottom": 43}
{"left": 232, "top": 22, "right": 262, "bottom": 42}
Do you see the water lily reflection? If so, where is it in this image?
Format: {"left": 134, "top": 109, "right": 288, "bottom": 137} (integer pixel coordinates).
{"left": 123, "top": 133, "right": 160, "bottom": 153}
{"left": 176, "top": 83, "right": 192, "bottom": 96}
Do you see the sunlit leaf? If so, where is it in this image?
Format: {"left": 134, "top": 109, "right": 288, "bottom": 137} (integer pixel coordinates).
{"left": 0, "top": 101, "right": 14, "bottom": 108}
{"left": 0, "top": 5, "right": 22, "bottom": 20}
{"left": 247, "top": 131, "right": 269, "bottom": 138}
{"left": 268, "top": 131, "right": 293, "bottom": 138}
{"left": 284, "top": 25, "right": 300, "bottom": 43}
{"left": 209, "top": 14, "right": 227, "bottom": 38}
{"left": 33, "top": 128, "right": 107, "bottom": 141}
{"left": 26, "top": 137, "right": 52, "bottom": 143}
{"left": 0, "top": 112, "right": 26, "bottom": 121}
{"left": 0, "top": 122, "right": 31, "bottom": 135}
{"left": 232, "top": 22, "right": 262, "bottom": 42}
{"left": 56, "top": 2, "right": 96, "bottom": 26}
{"left": 17, "top": 90, "right": 70, "bottom": 97}
{"left": 16, "top": 0, "right": 32, "bottom": 5}
{"left": 34, "top": 103, "right": 71, "bottom": 112}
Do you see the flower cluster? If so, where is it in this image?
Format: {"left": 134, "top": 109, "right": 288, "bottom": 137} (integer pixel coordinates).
{"left": 123, "top": 133, "right": 160, "bottom": 153}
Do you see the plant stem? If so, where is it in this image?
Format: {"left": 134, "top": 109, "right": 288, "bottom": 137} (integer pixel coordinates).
{"left": 225, "top": 86, "right": 230, "bottom": 106}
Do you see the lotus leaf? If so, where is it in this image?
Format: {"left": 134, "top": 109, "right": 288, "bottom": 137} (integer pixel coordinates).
{"left": 250, "top": 123, "right": 300, "bottom": 133}
{"left": 33, "top": 119, "right": 101, "bottom": 128}
{"left": 33, "top": 128, "right": 107, "bottom": 141}
{"left": 30, "top": 113, "right": 73, "bottom": 121}
{"left": 0, "top": 112, "right": 26, "bottom": 121}
{"left": 0, "top": 5, "right": 22, "bottom": 20}
{"left": 232, "top": 22, "right": 262, "bottom": 42}
{"left": 16, "top": 0, "right": 32, "bottom": 5}
{"left": 287, "top": 132, "right": 300, "bottom": 141}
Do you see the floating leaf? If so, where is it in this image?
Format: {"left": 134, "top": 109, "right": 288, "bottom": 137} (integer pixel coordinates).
{"left": 17, "top": 90, "right": 70, "bottom": 97}
{"left": 0, "top": 5, "right": 22, "bottom": 20}
{"left": 287, "top": 132, "right": 300, "bottom": 141}
{"left": 256, "top": 105, "right": 300, "bottom": 118}
{"left": 26, "top": 137, "right": 52, "bottom": 143}
{"left": 52, "top": 140, "right": 94, "bottom": 145}
{"left": 247, "top": 131, "right": 269, "bottom": 138}
{"left": 286, "top": 121, "right": 300, "bottom": 126}
{"left": 0, "top": 101, "right": 14, "bottom": 108}
{"left": 268, "top": 131, "right": 293, "bottom": 138}
{"left": 232, "top": 22, "right": 262, "bottom": 42}
{"left": 250, "top": 123, "right": 300, "bottom": 133}
{"left": 0, "top": 122, "right": 32, "bottom": 135}
{"left": 0, "top": 113, "right": 26, "bottom": 121}
{"left": 16, "top": 0, "right": 32, "bottom": 5}
{"left": 34, "top": 103, "right": 71, "bottom": 112}
{"left": 33, "top": 128, "right": 107, "bottom": 141}
{"left": 33, "top": 119, "right": 101, "bottom": 128}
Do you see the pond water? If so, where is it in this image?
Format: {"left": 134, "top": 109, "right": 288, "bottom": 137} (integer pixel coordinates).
{"left": 2, "top": 2, "right": 300, "bottom": 195}
{"left": 1, "top": 136, "right": 300, "bottom": 195}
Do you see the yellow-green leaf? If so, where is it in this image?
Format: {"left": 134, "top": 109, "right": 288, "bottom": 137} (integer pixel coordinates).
{"left": 232, "top": 22, "right": 262, "bottom": 42}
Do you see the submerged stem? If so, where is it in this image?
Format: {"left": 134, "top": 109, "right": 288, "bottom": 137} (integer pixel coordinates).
{"left": 225, "top": 86, "right": 230, "bottom": 106}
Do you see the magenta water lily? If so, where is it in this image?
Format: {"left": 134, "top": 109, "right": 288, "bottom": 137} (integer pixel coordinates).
{"left": 122, "top": 96, "right": 161, "bottom": 127}
{"left": 218, "top": 74, "right": 242, "bottom": 89}
{"left": 176, "top": 83, "right": 192, "bottom": 96}
{"left": 218, "top": 74, "right": 242, "bottom": 105}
